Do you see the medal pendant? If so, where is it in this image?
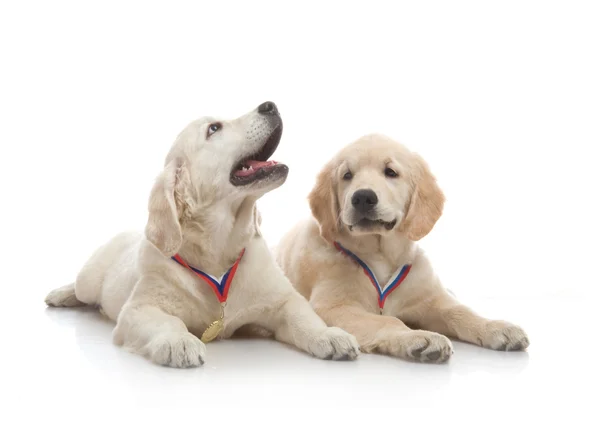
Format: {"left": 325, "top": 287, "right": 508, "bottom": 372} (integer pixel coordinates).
{"left": 201, "top": 319, "right": 223, "bottom": 343}
{"left": 200, "top": 302, "right": 226, "bottom": 343}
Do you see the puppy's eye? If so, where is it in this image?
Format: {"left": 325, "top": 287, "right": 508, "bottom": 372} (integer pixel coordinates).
{"left": 343, "top": 171, "right": 353, "bottom": 180}
{"left": 384, "top": 168, "right": 399, "bottom": 178}
{"left": 207, "top": 123, "right": 222, "bottom": 137}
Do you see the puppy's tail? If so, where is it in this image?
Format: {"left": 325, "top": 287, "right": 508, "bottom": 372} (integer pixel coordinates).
{"left": 45, "top": 283, "right": 86, "bottom": 308}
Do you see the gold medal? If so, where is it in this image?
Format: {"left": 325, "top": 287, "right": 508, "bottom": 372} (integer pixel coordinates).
{"left": 201, "top": 303, "right": 225, "bottom": 343}
{"left": 171, "top": 250, "right": 245, "bottom": 344}
{"left": 201, "top": 320, "right": 223, "bottom": 342}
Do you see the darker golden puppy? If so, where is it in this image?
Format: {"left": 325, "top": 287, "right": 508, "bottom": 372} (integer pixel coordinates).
{"left": 275, "top": 134, "right": 529, "bottom": 363}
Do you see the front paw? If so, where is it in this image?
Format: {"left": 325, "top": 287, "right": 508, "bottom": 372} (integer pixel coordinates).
{"left": 308, "top": 327, "right": 360, "bottom": 361}
{"left": 396, "top": 330, "right": 454, "bottom": 363}
{"left": 480, "top": 320, "right": 529, "bottom": 351}
{"left": 146, "top": 332, "right": 207, "bottom": 368}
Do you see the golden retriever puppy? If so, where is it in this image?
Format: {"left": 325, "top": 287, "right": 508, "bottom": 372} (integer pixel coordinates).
{"left": 275, "top": 134, "right": 529, "bottom": 363}
{"left": 45, "top": 102, "right": 359, "bottom": 368}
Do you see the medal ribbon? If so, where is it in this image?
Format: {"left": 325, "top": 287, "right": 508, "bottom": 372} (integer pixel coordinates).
{"left": 334, "top": 241, "right": 411, "bottom": 312}
{"left": 171, "top": 249, "right": 245, "bottom": 303}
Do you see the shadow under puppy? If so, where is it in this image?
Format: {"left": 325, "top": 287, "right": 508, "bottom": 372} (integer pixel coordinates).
{"left": 45, "top": 102, "right": 359, "bottom": 367}
{"left": 275, "top": 134, "right": 529, "bottom": 363}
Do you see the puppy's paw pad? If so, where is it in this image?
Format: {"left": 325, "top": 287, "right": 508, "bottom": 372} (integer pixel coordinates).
{"left": 309, "top": 327, "right": 360, "bottom": 361}
{"left": 147, "top": 333, "right": 207, "bottom": 368}
{"left": 404, "top": 331, "right": 453, "bottom": 363}
{"left": 426, "top": 350, "right": 441, "bottom": 361}
{"left": 482, "top": 321, "right": 529, "bottom": 351}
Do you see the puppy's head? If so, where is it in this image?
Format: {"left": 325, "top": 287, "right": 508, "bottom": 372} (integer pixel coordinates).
{"left": 309, "top": 134, "right": 444, "bottom": 242}
{"left": 145, "top": 101, "right": 288, "bottom": 255}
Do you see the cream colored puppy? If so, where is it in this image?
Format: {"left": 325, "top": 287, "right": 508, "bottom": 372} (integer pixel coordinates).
{"left": 275, "top": 134, "right": 529, "bottom": 363}
{"left": 45, "top": 102, "right": 359, "bottom": 368}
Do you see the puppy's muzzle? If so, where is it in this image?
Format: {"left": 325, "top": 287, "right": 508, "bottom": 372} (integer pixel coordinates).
{"left": 348, "top": 189, "right": 396, "bottom": 231}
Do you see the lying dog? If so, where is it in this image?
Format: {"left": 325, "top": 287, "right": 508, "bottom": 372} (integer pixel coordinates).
{"left": 275, "top": 134, "right": 529, "bottom": 363}
{"left": 45, "top": 102, "right": 359, "bottom": 367}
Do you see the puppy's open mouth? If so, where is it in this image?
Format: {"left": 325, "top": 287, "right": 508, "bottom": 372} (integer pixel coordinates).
{"left": 230, "top": 125, "right": 288, "bottom": 186}
{"left": 349, "top": 218, "right": 397, "bottom": 231}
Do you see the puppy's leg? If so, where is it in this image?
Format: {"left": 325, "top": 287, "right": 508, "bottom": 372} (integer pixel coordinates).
{"left": 114, "top": 304, "right": 206, "bottom": 368}
{"left": 45, "top": 241, "right": 111, "bottom": 308}
{"left": 265, "top": 292, "right": 360, "bottom": 360}
{"left": 45, "top": 283, "right": 86, "bottom": 307}
{"left": 402, "top": 291, "right": 529, "bottom": 351}
{"left": 317, "top": 303, "right": 453, "bottom": 363}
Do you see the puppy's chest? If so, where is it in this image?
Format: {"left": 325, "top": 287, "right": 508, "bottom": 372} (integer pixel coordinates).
{"left": 367, "top": 257, "right": 399, "bottom": 288}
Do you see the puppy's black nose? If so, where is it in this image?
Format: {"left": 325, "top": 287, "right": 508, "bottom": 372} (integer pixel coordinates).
{"left": 352, "top": 189, "right": 378, "bottom": 214}
{"left": 258, "top": 101, "right": 278, "bottom": 115}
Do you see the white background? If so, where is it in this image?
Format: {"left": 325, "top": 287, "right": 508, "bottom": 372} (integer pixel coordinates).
{"left": 1, "top": 1, "right": 599, "bottom": 419}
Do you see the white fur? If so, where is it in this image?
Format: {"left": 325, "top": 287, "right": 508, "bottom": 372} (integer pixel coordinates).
{"left": 45, "top": 103, "right": 359, "bottom": 368}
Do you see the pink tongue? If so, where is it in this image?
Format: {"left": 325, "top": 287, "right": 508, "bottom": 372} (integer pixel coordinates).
{"left": 234, "top": 160, "right": 278, "bottom": 177}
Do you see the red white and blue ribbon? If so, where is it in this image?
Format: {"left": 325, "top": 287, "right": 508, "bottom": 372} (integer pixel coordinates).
{"left": 334, "top": 241, "right": 411, "bottom": 313}
{"left": 171, "top": 249, "right": 245, "bottom": 303}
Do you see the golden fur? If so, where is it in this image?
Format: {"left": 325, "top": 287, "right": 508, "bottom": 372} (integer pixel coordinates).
{"left": 275, "top": 134, "right": 529, "bottom": 363}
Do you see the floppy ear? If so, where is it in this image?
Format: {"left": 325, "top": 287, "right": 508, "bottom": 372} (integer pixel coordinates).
{"left": 308, "top": 163, "right": 339, "bottom": 242}
{"left": 400, "top": 156, "right": 445, "bottom": 241}
{"left": 145, "top": 158, "right": 188, "bottom": 256}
